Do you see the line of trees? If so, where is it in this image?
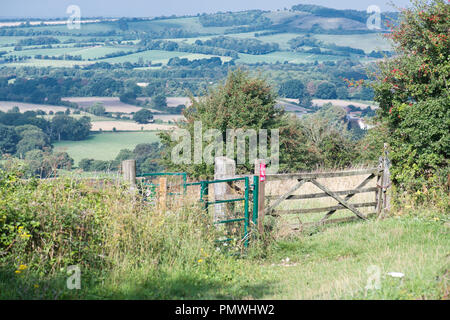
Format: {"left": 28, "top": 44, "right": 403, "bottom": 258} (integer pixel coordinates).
{"left": 196, "top": 36, "right": 279, "bottom": 55}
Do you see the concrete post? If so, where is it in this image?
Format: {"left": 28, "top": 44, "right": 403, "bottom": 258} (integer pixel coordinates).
{"left": 121, "top": 159, "right": 136, "bottom": 190}
{"left": 214, "top": 156, "right": 235, "bottom": 222}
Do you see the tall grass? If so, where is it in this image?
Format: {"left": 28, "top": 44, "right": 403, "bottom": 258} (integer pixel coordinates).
{"left": 0, "top": 170, "right": 228, "bottom": 299}
{"left": 1, "top": 169, "right": 448, "bottom": 299}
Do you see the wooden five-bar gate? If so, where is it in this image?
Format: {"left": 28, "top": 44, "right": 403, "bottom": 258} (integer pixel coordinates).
{"left": 263, "top": 167, "right": 382, "bottom": 230}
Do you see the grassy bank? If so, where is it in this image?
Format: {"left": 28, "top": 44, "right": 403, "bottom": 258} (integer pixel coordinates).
{"left": 0, "top": 171, "right": 448, "bottom": 300}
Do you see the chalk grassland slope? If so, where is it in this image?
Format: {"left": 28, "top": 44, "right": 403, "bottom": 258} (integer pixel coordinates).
{"left": 53, "top": 131, "right": 160, "bottom": 165}
{"left": 169, "top": 32, "right": 391, "bottom": 53}
{"left": 263, "top": 10, "right": 369, "bottom": 31}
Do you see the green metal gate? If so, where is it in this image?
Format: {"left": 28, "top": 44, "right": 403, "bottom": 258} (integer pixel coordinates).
{"left": 137, "top": 172, "right": 187, "bottom": 198}
{"left": 199, "top": 177, "right": 252, "bottom": 247}
{"left": 136, "top": 172, "right": 259, "bottom": 247}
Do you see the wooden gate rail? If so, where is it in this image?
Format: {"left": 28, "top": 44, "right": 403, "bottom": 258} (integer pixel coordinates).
{"left": 266, "top": 187, "right": 377, "bottom": 200}
{"left": 264, "top": 168, "right": 379, "bottom": 181}
{"left": 262, "top": 167, "right": 383, "bottom": 229}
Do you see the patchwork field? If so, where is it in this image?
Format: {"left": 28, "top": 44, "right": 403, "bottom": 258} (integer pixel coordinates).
{"left": 137, "top": 96, "right": 192, "bottom": 108}
{"left": 100, "top": 49, "right": 231, "bottom": 65}
{"left": 53, "top": 131, "right": 160, "bottom": 165}
{"left": 237, "top": 51, "right": 341, "bottom": 64}
{"left": 62, "top": 97, "right": 143, "bottom": 113}
{"left": 91, "top": 121, "right": 176, "bottom": 132}
{"left": 6, "top": 59, "right": 91, "bottom": 68}
{"left": 312, "top": 99, "right": 379, "bottom": 109}
{"left": 0, "top": 101, "right": 69, "bottom": 113}
{"left": 314, "top": 33, "right": 392, "bottom": 53}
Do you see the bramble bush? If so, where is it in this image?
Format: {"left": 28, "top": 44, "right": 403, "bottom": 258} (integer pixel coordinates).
{"left": 370, "top": 0, "right": 449, "bottom": 197}
{"left": 0, "top": 167, "right": 221, "bottom": 285}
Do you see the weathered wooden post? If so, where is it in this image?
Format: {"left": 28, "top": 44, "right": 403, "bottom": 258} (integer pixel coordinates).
{"left": 159, "top": 177, "right": 167, "bottom": 210}
{"left": 377, "top": 143, "right": 391, "bottom": 220}
{"left": 254, "top": 159, "right": 266, "bottom": 234}
{"left": 121, "top": 159, "right": 136, "bottom": 190}
{"left": 382, "top": 143, "right": 391, "bottom": 217}
{"left": 214, "top": 157, "right": 235, "bottom": 223}
{"left": 376, "top": 156, "right": 384, "bottom": 217}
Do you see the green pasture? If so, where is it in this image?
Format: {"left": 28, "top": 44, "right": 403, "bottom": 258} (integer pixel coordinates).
{"left": 6, "top": 59, "right": 90, "bottom": 68}
{"left": 6, "top": 45, "right": 135, "bottom": 60}
{"left": 237, "top": 50, "right": 339, "bottom": 64}
{"left": 0, "top": 36, "right": 28, "bottom": 46}
{"left": 53, "top": 131, "right": 160, "bottom": 165}
{"left": 314, "top": 33, "right": 392, "bottom": 53}
{"left": 99, "top": 49, "right": 230, "bottom": 64}
{"left": 9, "top": 21, "right": 117, "bottom": 35}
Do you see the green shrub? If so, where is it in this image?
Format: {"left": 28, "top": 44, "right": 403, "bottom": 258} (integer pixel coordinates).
{"left": 370, "top": 0, "right": 449, "bottom": 193}
{"left": 0, "top": 168, "right": 223, "bottom": 296}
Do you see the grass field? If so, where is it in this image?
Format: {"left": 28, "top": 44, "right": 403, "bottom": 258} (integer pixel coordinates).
{"left": 311, "top": 99, "right": 379, "bottom": 109}
{"left": 54, "top": 131, "right": 160, "bottom": 164}
{"left": 91, "top": 120, "right": 176, "bottom": 132}
{"left": 62, "top": 97, "right": 143, "bottom": 113}
{"left": 314, "top": 33, "right": 392, "bottom": 53}
{"left": 0, "top": 101, "right": 69, "bottom": 113}
{"left": 100, "top": 49, "right": 231, "bottom": 65}
{"left": 237, "top": 51, "right": 340, "bottom": 64}
{"left": 6, "top": 58, "right": 91, "bottom": 68}
{"left": 1, "top": 207, "right": 448, "bottom": 299}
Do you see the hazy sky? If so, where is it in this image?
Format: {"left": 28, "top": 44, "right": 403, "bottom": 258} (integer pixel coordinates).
{"left": 1, "top": 0, "right": 412, "bottom": 18}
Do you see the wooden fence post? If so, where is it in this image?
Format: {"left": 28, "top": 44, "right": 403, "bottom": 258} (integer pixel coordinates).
{"left": 382, "top": 143, "right": 391, "bottom": 218}
{"left": 377, "top": 143, "right": 391, "bottom": 220}
{"left": 121, "top": 159, "right": 136, "bottom": 190}
{"left": 159, "top": 177, "right": 167, "bottom": 210}
{"left": 376, "top": 156, "right": 384, "bottom": 217}
{"left": 254, "top": 159, "right": 265, "bottom": 234}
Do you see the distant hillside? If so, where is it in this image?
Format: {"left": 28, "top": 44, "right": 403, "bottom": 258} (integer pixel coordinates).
{"left": 291, "top": 4, "right": 398, "bottom": 24}
{"left": 198, "top": 5, "right": 399, "bottom": 34}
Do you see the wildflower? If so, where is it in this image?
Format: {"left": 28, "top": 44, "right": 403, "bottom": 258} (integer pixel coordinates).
{"left": 34, "top": 284, "right": 39, "bottom": 289}
{"left": 18, "top": 264, "right": 28, "bottom": 271}
{"left": 198, "top": 259, "right": 204, "bottom": 263}
{"left": 20, "top": 232, "right": 31, "bottom": 239}
{"left": 15, "top": 270, "right": 21, "bottom": 274}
